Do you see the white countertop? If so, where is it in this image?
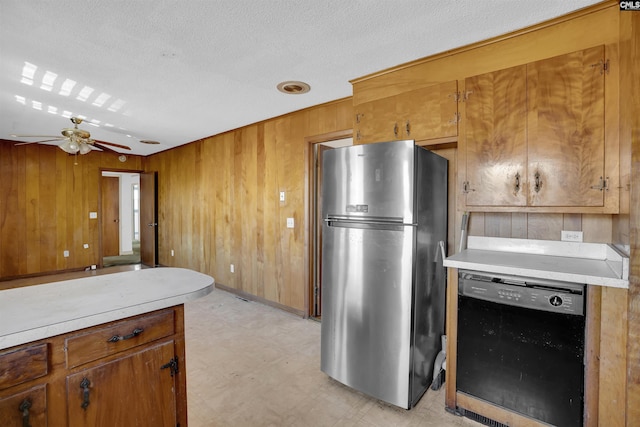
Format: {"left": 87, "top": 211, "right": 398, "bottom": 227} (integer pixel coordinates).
{"left": 0, "top": 267, "right": 214, "bottom": 350}
{"left": 444, "top": 236, "right": 629, "bottom": 288}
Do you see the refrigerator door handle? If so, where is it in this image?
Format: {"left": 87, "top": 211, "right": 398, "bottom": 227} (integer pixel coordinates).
{"left": 324, "top": 216, "right": 408, "bottom": 225}
{"left": 325, "top": 218, "right": 411, "bottom": 231}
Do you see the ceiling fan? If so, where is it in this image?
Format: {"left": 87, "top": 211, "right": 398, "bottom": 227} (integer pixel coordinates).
{"left": 12, "top": 117, "right": 131, "bottom": 156}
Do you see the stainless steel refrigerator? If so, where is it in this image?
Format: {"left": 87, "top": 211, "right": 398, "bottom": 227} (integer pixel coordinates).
{"left": 320, "top": 139, "right": 447, "bottom": 409}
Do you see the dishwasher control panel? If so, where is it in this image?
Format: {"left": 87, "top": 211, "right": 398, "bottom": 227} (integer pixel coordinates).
{"left": 459, "top": 270, "right": 585, "bottom": 315}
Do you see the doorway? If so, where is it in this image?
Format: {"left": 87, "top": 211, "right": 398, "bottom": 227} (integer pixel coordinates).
{"left": 101, "top": 171, "right": 141, "bottom": 267}
{"left": 307, "top": 132, "right": 353, "bottom": 318}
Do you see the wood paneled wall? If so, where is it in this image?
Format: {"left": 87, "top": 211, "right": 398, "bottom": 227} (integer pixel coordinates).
{"left": 0, "top": 141, "right": 143, "bottom": 278}
{"left": 143, "top": 99, "right": 352, "bottom": 314}
{"left": 621, "top": 8, "right": 640, "bottom": 423}
{"left": 466, "top": 213, "right": 614, "bottom": 243}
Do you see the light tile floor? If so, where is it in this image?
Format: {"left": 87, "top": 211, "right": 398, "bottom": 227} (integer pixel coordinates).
{"left": 185, "top": 288, "right": 478, "bottom": 427}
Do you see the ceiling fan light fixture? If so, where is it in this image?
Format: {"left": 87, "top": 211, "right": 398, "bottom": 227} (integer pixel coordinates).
{"left": 79, "top": 141, "right": 92, "bottom": 155}
{"left": 277, "top": 81, "right": 311, "bottom": 95}
{"left": 59, "top": 139, "right": 79, "bottom": 154}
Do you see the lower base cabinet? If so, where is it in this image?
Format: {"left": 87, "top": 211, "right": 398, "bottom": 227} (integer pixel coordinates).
{"left": 0, "top": 385, "right": 47, "bottom": 427}
{"left": 67, "top": 342, "right": 177, "bottom": 426}
{"left": 0, "top": 306, "right": 187, "bottom": 427}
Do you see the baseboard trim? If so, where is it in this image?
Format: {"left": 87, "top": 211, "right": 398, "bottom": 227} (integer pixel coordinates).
{"left": 214, "top": 283, "right": 306, "bottom": 318}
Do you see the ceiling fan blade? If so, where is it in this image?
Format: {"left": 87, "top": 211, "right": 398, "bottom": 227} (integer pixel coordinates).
{"left": 93, "top": 139, "right": 131, "bottom": 150}
{"left": 92, "top": 142, "right": 120, "bottom": 155}
{"left": 11, "top": 134, "right": 61, "bottom": 138}
{"left": 15, "top": 138, "right": 65, "bottom": 146}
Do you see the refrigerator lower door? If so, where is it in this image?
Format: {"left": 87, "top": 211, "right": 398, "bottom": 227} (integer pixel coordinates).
{"left": 321, "top": 221, "right": 415, "bottom": 409}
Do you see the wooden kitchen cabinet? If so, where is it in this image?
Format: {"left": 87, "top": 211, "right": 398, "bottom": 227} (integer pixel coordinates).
{"left": 354, "top": 81, "right": 458, "bottom": 144}
{"left": 0, "top": 343, "right": 49, "bottom": 426}
{"left": 463, "top": 64, "right": 528, "bottom": 207}
{"left": 0, "top": 385, "right": 47, "bottom": 427}
{"left": 461, "top": 46, "right": 617, "bottom": 212}
{"left": 66, "top": 341, "right": 177, "bottom": 426}
{"left": 0, "top": 306, "right": 187, "bottom": 427}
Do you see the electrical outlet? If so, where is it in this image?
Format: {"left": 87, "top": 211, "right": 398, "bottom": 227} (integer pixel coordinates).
{"left": 89, "top": 212, "right": 98, "bottom": 219}
{"left": 230, "top": 264, "right": 235, "bottom": 273}
{"left": 171, "top": 249, "right": 175, "bottom": 257}
{"left": 90, "top": 264, "right": 97, "bottom": 270}
{"left": 63, "top": 250, "right": 69, "bottom": 257}
{"left": 561, "top": 230, "right": 583, "bottom": 242}
{"left": 287, "top": 218, "right": 294, "bottom": 228}
{"left": 83, "top": 243, "right": 89, "bottom": 249}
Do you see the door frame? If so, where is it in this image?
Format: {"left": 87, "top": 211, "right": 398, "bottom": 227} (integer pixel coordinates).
{"left": 304, "top": 129, "right": 353, "bottom": 318}
{"left": 98, "top": 168, "right": 144, "bottom": 268}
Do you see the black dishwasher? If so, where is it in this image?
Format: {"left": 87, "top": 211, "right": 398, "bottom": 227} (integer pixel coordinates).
{"left": 456, "top": 270, "right": 586, "bottom": 427}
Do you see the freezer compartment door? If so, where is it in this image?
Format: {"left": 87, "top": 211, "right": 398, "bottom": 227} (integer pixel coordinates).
{"left": 322, "top": 140, "right": 415, "bottom": 222}
{"left": 320, "top": 222, "right": 414, "bottom": 409}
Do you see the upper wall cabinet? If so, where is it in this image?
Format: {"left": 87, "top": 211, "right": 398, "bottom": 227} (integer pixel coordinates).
{"left": 354, "top": 81, "right": 459, "bottom": 144}
{"left": 461, "top": 46, "right": 618, "bottom": 213}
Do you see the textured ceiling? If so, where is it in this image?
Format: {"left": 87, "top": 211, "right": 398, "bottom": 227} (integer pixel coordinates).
{"left": 0, "top": 0, "right": 601, "bottom": 156}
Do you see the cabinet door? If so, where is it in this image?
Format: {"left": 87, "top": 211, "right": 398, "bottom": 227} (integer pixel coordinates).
{"left": 527, "top": 46, "right": 605, "bottom": 206}
{"left": 355, "top": 96, "right": 398, "bottom": 143}
{"left": 0, "top": 385, "right": 47, "bottom": 427}
{"left": 397, "top": 81, "right": 458, "bottom": 141}
{"left": 66, "top": 342, "right": 176, "bottom": 427}
{"left": 355, "top": 81, "right": 459, "bottom": 144}
{"left": 464, "top": 65, "right": 527, "bottom": 206}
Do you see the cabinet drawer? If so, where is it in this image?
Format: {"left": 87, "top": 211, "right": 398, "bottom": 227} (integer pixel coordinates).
{"left": 0, "top": 344, "right": 48, "bottom": 390}
{"left": 65, "top": 309, "right": 175, "bottom": 369}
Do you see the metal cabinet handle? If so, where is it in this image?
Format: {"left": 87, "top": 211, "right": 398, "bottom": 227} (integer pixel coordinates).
{"left": 107, "top": 327, "right": 144, "bottom": 343}
{"left": 19, "top": 398, "right": 32, "bottom": 427}
{"left": 80, "top": 377, "right": 91, "bottom": 410}
{"left": 147, "top": 222, "right": 158, "bottom": 227}
{"left": 161, "top": 356, "right": 179, "bottom": 377}
{"left": 514, "top": 172, "right": 521, "bottom": 194}
{"left": 534, "top": 172, "right": 542, "bottom": 193}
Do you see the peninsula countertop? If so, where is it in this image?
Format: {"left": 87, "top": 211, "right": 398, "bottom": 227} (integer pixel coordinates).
{"left": 0, "top": 267, "right": 214, "bottom": 350}
{"left": 443, "top": 236, "right": 629, "bottom": 288}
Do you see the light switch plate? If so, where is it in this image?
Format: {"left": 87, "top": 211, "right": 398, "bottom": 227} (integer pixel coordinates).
{"left": 280, "top": 191, "right": 285, "bottom": 202}
{"left": 286, "top": 218, "right": 294, "bottom": 228}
